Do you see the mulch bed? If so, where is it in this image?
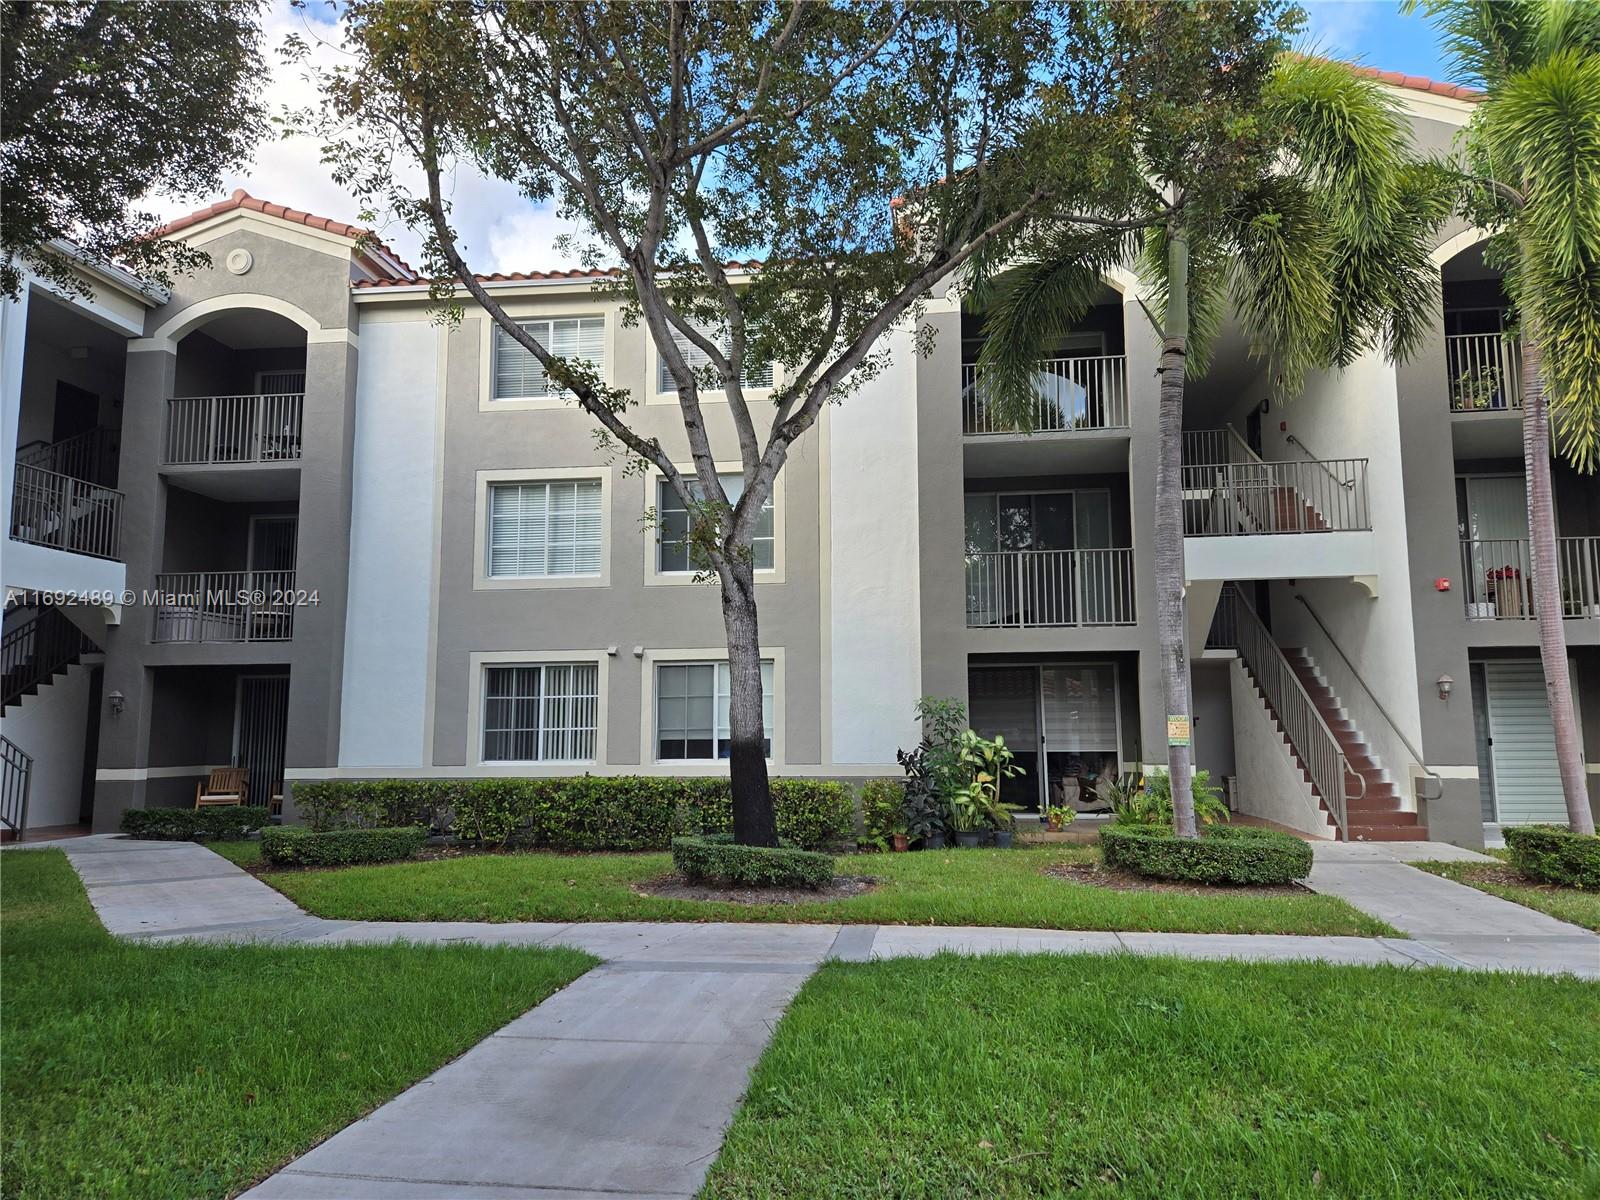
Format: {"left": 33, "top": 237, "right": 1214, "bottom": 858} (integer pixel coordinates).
{"left": 1045, "top": 860, "right": 1311, "bottom": 897}
{"left": 634, "top": 873, "right": 877, "bottom": 905}
{"left": 1449, "top": 863, "right": 1571, "bottom": 893}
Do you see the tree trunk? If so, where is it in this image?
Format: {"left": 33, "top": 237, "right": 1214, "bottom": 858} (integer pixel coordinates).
{"left": 1520, "top": 331, "right": 1594, "bottom": 834}
{"left": 1158, "top": 224, "right": 1197, "bottom": 839}
{"left": 720, "top": 560, "right": 778, "bottom": 846}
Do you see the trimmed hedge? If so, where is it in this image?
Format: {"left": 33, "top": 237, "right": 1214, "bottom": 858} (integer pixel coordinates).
{"left": 260, "top": 825, "right": 427, "bottom": 868}
{"left": 290, "top": 776, "right": 853, "bottom": 851}
{"left": 859, "top": 779, "right": 905, "bottom": 849}
{"left": 671, "top": 834, "right": 834, "bottom": 890}
{"left": 1101, "top": 824, "right": 1312, "bottom": 886}
{"left": 1505, "top": 824, "right": 1600, "bottom": 889}
{"left": 121, "top": 806, "right": 272, "bottom": 842}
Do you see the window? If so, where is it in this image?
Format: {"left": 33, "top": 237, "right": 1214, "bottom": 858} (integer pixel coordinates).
{"left": 656, "top": 660, "right": 773, "bottom": 760}
{"left": 487, "top": 480, "right": 603, "bottom": 578}
{"left": 657, "top": 327, "right": 774, "bottom": 393}
{"left": 658, "top": 474, "right": 774, "bottom": 573}
{"left": 482, "top": 663, "right": 599, "bottom": 762}
{"left": 493, "top": 317, "right": 605, "bottom": 400}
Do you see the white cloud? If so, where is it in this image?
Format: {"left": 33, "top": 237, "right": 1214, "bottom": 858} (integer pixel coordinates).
{"left": 146, "top": 1, "right": 589, "bottom": 276}
{"left": 1299, "top": 0, "right": 1377, "bottom": 63}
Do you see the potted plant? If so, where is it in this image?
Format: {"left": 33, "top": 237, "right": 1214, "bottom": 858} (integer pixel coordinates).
{"left": 1487, "top": 564, "right": 1524, "bottom": 616}
{"left": 954, "top": 729, "right": 1024, "bottom": 848}
{"left": 1044, "top": 805, "right": 1076, "bottom": 832}
{"left": 895, "top": 742, "right": 947, "bottom": 850}
{"left": 949, "top": 789, "right": 985, "bottom": 848}
{"left": 991, "top": 801, "right": 1023, "bottom": 849}
{"left": 890, "top": 819, "right": 910, "bottom": 853}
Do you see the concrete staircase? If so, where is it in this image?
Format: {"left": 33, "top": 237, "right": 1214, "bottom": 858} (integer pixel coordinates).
{"left": 1280, "top": 649, "right": 1427, "bottom": 842}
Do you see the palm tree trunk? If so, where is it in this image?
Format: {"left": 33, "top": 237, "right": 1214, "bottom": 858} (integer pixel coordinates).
{"left": 1158, "top": 222, "right": 1197, "bottom": 839}
{"left": 1520, "top": 330, "right": 1594, "bottom": 834}
{"left": 720, "top": 560, "right": 779, "bottom": 846}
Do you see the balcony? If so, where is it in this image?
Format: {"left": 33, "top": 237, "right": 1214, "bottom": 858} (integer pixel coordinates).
{"left": 965, "top": 548, "right": 1135, "bottom": 628}
{"left": 9, "top": 464, "right": 123, "bottom": 560}
{"left": 1182, "top": 457, "right": 1371, "bottom": 536}
{"left": 163, "top": 393, "right": 305, "bottom": 466}
{"left": 1460, "top": 537, "right": 1600, "bottom": 620}
{"left": 961, "top": 355, "right": 1129, "bottom": 435}
{"left": 151, "top": 570, "right": 297, "bottom": 643}
{"left": 1447, "top": 332, "right": 1521, "bottom": 413}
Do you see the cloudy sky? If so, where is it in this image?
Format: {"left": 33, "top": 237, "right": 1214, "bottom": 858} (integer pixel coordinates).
{"left": 150, "top": 1, "right": 1458, "bottom": 279}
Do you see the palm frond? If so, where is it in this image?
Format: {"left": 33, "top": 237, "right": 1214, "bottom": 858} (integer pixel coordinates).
{"left": 1532, "top": 252, "right": 1600, "bottom": 471}
{"left": 1222, "top": 175, "right": 1337, "bottom": 396}
{"left": 1404, "top": 0, "right": 1540, "bottom": 89}
{"left": 971, "top": 231, "right": 1128, "bottom": 431}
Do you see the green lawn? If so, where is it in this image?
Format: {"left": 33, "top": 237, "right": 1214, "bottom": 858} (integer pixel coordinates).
{"left": 1415, "top": 858, "right": 1600, "bottom": 932}
{"left": 702, "top": 954, "right": 1600, "bottom": 1200}
{"left": 1, "top": 849, "right": 595, "bottom": 1200}
{"left": 210, "top": 843, "right": 1394, "bottom": 936}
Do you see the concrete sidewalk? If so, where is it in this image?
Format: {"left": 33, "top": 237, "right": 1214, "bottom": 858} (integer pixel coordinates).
{"left": 1304, "top": 840, "right": 1600, "bottom": 974}
{"left": 15, "top": 834, "right": 1598, "bottom": 1199}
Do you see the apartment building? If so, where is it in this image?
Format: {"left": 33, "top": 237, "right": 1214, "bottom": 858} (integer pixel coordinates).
{"left": 3, "top": 71, "right": 1597, "bottom": 847}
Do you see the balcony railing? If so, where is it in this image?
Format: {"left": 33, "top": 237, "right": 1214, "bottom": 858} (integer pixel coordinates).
{"left": 1446, "top": 333, "right": 1521, "bottom": 412}
{"left": 1183, "top": 458, "right": 1370, "bottom": 535}
{"left": 163, "top": 394, "right": 304, "bottom": 465}
{"left": 961, "top": 355, "right": 1129, "bottom": 434}
{"left": 9, "top": 463, "right": 123, "bottom": 560}
{"left": 965, "top": 548, "right": 1135, "bottom": 628}
{"left": 1460, "top": 537, "right": 1600, "bottom": 620}
{"left": 151, "top": 570, "right": 297, "bottom": 643}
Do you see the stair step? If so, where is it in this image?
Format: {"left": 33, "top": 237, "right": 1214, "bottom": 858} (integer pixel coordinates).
{"left": 1341, "top": 809, "right": 1419, "bottom": 826}
{"left": 1347, "top": 825, "right": 1430, "bottom": 842}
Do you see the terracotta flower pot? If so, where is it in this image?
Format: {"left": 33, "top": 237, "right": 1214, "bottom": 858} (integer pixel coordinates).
{"left": 891, "top": 833, "right": 910, "bottom": 853}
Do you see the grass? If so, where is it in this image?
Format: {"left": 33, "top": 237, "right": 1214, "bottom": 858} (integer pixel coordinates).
{"left": 1415, "top": 858, "right": 1600, "bottom": 932}
{"left": 702, "top": 954, "right": 1600, "bottom": 1199}
{"left": 208, "top": 842, "right": 1395, "bottom": 936}
{"left": 1, "top": 849, "right": 595, "bottom": 1200}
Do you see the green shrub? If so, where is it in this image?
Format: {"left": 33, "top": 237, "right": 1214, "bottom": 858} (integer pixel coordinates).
{"left": 1100, "top": 824, "right": 1312, "bottom": 886}
{"left": 858, "top": 779, "right": 905, "bottom": 849}
{"left": 260, "top": 825, "right": 427, "bottom": 868}
{"left": 1504, "top": 825, "right": 1600, "bottom": 889}
{"left": 670, "top": 834, "right": 834, "bottom": 890}
{"left": 289, "top": 776, "right": 853, "bottom": 851}
{"left": 1113, "top": 769, "right": 1229, "bottom": 828}
{"left": 120, "top": 806, "right": 272, "bottom": 842}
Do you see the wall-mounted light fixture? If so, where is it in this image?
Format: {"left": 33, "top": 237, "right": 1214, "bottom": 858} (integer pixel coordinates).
{"left": 1436, "top": 674, "right": 1454, "bottom": 702}
{"left": 108, "top": 689, "right": 126, "bottom": 717}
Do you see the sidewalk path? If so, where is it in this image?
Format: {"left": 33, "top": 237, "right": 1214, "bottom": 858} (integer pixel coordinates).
{"left": 16, "top": 835, "right": 1598, "bottom": 1199}
{"left": 1305, "top": 840, "right": 1600, "bottom": 974}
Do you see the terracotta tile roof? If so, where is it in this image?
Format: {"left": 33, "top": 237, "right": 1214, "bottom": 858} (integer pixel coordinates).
{"left": 350, "top": 260, "right": 765, "bottom": 290}
{"left": 1346, "top": 64, "right": 1483, "bottom": 103}
{"left": 154, "top": 189, "right": 418, "bottom": 280}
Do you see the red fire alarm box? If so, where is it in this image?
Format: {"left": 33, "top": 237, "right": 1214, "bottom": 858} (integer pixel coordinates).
{"left": 1435, "top": 578, "right": 1451, "bottom": 592}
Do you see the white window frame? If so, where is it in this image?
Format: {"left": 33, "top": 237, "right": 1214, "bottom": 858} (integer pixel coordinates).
{"left": 644, "top": 462, "right": 785, "bottom": 585}
{"left": 641, "top": 646, "right": 785, "bottom": 770}
{"left": 468, "top": 650, "right": 609, "bottom": 771}
{"left": 476, "top": 307, "right": 615, "bottom": 412}
{"left": 474, "top": 467, "right": 611, "bottom": 590}
{"left": 645, "top": 329, "right": 778, "bottom": 406}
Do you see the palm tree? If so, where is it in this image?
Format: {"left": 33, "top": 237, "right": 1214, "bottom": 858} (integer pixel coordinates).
{"left": 971, "top": 29, "right": 1447, "bottom": 837}
{"left": 1408, "top": 0, "right": 1598, "bottom": 833}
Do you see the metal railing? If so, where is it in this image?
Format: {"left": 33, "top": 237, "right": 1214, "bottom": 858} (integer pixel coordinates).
{"left": 15, "top": 426, "right": 118, "bottom": 486}
{"left": 964, "top": 547, "right": 1135, "bottom": 628}
{"left": 1184, "top": 457, "right": 1370, "bottom": 535}
{"left": 9, "top": 463, "right": 124, "bottom": 559}
{"left": 2, "top": 606, "right": 93, "bottom": 710}
{"left": 1460, "top": 536, "right": 1600, "bottom": 619}
{"left": 0, "top": 736, "right": 31, "bottom": 840}
{"left": 961, "top": 355, "right": 1129, "bottom": 434}
{"left": 1446, "top": 332, "right": 1521, "bottom": 412}
{"left": 151, "top": 570, "right": 298, "bottom": 643}
{"left": 1228, "top": 585, "right": 1356, "bottom": 838}
{"left": 163, "top": 393, "right": 304, "bottom": 465}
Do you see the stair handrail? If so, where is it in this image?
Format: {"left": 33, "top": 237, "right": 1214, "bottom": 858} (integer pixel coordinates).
{"left": 0, "top": 734, "right": 33, "bottom": 840}
{"left": 1227, "top": 586, "right": 1360, "bottom": 838}
{"left": 1292, "top": 593, "right": 1439, "bottom": 786}
{"left": 1224, "top": 424, "right": 1263, "bottom": 465}
{"left": 1283, "top": 433, "right": 1358, "bottom": 489}
{"left": 2, "top": 606, "right": 93, "bottom": 710}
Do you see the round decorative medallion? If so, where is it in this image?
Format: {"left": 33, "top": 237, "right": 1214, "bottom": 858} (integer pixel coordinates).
{"left": 225, "top": 248, "right": 254, "bottom": 275}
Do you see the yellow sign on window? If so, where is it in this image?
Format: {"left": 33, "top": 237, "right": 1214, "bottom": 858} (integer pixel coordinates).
{"left": 1167, "top": 715, "right": 1190, "bottom": 747}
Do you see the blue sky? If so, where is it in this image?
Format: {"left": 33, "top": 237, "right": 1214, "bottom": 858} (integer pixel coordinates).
{"left": 1302, "top": 1, "right": 1455, "bottom": 80}
{"left": 150, "top": 1, "right": 1462, "bottom": 277}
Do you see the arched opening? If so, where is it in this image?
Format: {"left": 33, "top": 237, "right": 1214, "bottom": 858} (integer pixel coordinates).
{"left": 1441, "top": 241, "right": 1515, "bottom": 413}
{"left": 166, "top": 309, "right": 309, "bottom": 467}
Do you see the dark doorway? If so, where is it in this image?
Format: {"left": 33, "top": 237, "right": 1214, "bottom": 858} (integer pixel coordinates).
{"left": 52, "top": 381, "right": 99, "bottom": 443}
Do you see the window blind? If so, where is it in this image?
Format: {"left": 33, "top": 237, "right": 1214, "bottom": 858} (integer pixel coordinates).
{"left": 658, "top": 327, "right": 774, "bottom": 393}
{"left": 487, "top": 480, "right": 603, "bottom": 577}
{"left": 493, "top": 317, "right": 605, "bottom": 400}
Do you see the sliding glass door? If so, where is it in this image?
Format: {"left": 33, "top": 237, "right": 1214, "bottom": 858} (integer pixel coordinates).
{"left": 969, "top": 664, "right": 1122, "bottom": 812}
